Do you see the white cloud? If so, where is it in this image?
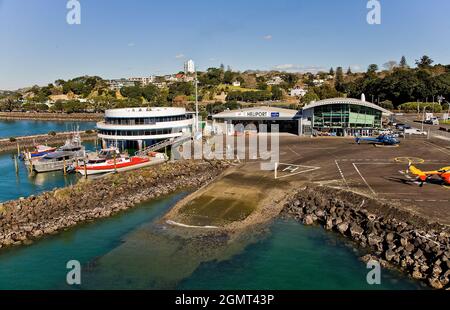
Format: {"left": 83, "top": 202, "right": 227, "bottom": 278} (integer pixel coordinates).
{"left": 349, "top": 64, "right": 362, "bottom": 72}
{"left": 263, "top": 34, "right": 273, "bottom": 40}
{"left": 175, "top": 54, "right": 185, "bottom": 59}
{"left": 273, "top": 64, "right": 326, "bottom": 73}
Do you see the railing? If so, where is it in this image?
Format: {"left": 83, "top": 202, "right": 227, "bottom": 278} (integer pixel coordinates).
{"left": 135, "top": 134, "right": 192, "bottom": 156}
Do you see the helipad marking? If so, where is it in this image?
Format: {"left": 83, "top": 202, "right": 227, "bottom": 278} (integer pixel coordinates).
{"left": 394, "top": 157, "right": 425, "bottom": 164}
{"left": 352, "top": 163, "right": 377, "bottom": 195}
{"left": 275, "top": 163, "right": 321, "bottom": 179}
{"left": 335, "top": 160, "right": 349, "bottom": 188}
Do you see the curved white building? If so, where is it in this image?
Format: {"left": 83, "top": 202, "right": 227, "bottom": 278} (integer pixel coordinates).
{"left": 97, "top": 107, "right": 194, "bottom": 150}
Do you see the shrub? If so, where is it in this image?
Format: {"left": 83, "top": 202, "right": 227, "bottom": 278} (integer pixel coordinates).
{"left": 9, "top": 137, "right": 16, "bottom": 142}
{"left": 85, "top": 129, "right": 94, "bottom": 134}
{"left": 48, "top": 131, "right": 57, "bottom": 136}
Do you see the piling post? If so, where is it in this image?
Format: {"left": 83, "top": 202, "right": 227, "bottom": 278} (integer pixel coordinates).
{"left": 14, "top": 155, "right": 19, "bottom": 175}
{"left": 113, "top": 152, "right": 117, "bottom": 173}
{"left": 83, "top": 159, "right": 88, "bottom": 179}
{"left": 17, "top": 143, "right": 20, "bottom": 157}
{"left": 28, "top": 153, "right": 33, "bottom": 174}
{"left": 63, "top": 158, "right": 67, "bottom": 176}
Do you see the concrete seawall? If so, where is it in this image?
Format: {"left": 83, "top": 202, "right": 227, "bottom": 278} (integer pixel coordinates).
{"left": 0, "top": 160, "right": 230, "bottom": 250}
{"left": 282, "top": 185, "right": 450, "bottom": 290}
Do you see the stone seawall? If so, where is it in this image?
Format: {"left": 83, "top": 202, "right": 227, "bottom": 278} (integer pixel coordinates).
{"left": 0, "top": 131, "right": 98, "bottom": 153}
{"left": 282, "top": 186, "right": 450, "bottom": 290}
{"left": 0, "top": 112, "right": 103, "bottom": 122}
{"left": 0, "top": 160, "right": 229, "bottom": 250}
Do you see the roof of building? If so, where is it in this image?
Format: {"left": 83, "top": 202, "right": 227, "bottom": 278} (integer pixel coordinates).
{"left": 302, "top": 98, "right": 393, "bottom": 115}
{"left": 212, "top": 106, "right": 300, "bottom": 120}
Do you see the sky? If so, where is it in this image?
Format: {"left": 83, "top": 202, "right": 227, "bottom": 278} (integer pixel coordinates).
{"left": 0, "top": 0, "right": 449, "bottom": 90}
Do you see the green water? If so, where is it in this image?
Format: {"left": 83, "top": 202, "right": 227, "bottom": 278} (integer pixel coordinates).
{"left": 0, "top": 193, "right": 189, "bottom": 290}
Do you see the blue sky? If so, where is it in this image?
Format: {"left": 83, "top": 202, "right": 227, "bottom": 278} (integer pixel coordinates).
{"left": 1, "top": 0, "right": 449, "bottom": 90}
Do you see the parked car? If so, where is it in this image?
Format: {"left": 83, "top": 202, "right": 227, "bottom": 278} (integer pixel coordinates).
{"left": 395, "top": 123, "right": 411, "bottom": 130}
{"left": 404, "top": 128, "right": 427, "bottom": 136}
{"left": 424, "top": 117, "right": 440, "bottom": 125}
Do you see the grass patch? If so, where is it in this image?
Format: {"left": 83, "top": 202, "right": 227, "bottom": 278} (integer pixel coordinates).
{"left": 217, "top": 84, "right": 258, "bottom": 92}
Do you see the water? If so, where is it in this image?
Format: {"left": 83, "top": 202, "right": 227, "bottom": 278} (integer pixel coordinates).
{"left": 179, "top": 219, "right": 422, "bottom": 290}
{"left": 0, "top": 142, "right": 96, "bottom": 202}
{"left": 0, "top": 120, "right": 423, "bottom": 290}
{"left": 0, "top": 119, "right": 96, "bottom": 138}
{"left": 0, "top": 193, "right": 188, "bottom": 290}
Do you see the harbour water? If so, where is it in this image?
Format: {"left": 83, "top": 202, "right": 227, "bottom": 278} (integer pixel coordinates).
{"left": 0, "top": 119, "right": 96, "bottom": 138}
{"left": 0, "top": 120, "right": 423, "bottom": 290}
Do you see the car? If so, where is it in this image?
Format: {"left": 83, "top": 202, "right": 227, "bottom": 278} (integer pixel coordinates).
{"left": 424, "top": 117, "right": 440, "bottom": 125}
{"left": 404, "top": 128, "right": 427, "bottom": 136}
{"left": 396, "top": 123, "right": 411, "bottom": 130}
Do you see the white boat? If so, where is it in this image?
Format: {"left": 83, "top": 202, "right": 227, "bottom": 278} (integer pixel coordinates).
{"left": 28, "top": 132, "right": 86, "bottom": 173}
{"left": 76, "top": 151, "right": 167, "bottom": 176}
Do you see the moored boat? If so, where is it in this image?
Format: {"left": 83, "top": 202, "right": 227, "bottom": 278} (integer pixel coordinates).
{"left": 26, "top": 132, "right": 86, "bottom": 173}
{"left": 19, "top": 145, "right": 57, "bottom": 160}
{"left": 76, "top": 152, "right": 167, "bottom": 176}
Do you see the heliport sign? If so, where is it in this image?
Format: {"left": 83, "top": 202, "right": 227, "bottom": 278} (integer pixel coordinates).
{"left": 235, "top": 111, "right": 280, "bottom": 118}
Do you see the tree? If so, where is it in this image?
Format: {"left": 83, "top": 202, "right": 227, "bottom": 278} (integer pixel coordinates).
{"left": 399, "top": 56, "right": 408, "bottom": 68}
{"left": 329, "top": 67, "right": 335, "bottom": 76}
{"left": 415, "top": 55, "right": 434, "bottom": 69}
{"left": 120, "top": 86, "right": 142, "bottom": 100}
{"left": 302, "top": 91, "right": 320, "bottom": 104}
{"left": 383, "top": 61, "right": 398, "bottom": 71}
{"left": 142, "top": 84, "right": 159, "bottom": 102}
{"left": 346, "top": 67, "right": 353, "bottom": 75}
{"left": 367, "top": 64, "right": 379, "bottom": 76}
{"left": 335, "top": 67, "right": 345, "bottom": 92}
{"left": 1, "top": 96, "right": 20, "bottom": 111}
{"left": 271, "top": 86, "right": 283, "bottom": 100}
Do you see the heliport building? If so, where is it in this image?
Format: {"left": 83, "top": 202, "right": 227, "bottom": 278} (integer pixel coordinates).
{"left": 212, "top": 97, "right": 392, "bottom": 136}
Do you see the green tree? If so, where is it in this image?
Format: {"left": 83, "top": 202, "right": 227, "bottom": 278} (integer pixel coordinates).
{"left": 271, "top": 86, "right": 283, "bottom": 100}
{"left": 302, "top": 91, "right": 320, "bottom": 104}
{"left": 335, "top": 67, "right": 345, "bottom": 92}
{"left": 400, "top": 56, "right": 408, "bottom": 68}
{"left": 415, "top": 55, "right": 434, "bottom": 69}
{"left": 367, "top": 64, "right": 379, "bottom": 76}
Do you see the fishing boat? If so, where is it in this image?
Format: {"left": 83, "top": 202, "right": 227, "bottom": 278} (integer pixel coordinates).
{"left": 27, "top": 132, "right": 86, "bottom": 173}
{"left": 76, "top": 151, "right": 167, "bottom": 176}
{"left": 19, "top": 145, "right": 57, "bottom": 160}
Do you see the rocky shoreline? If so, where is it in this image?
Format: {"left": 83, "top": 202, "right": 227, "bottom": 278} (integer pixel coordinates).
{"left": 282, "top": 185, "right": 450, "bottom": 290}
{"left": 0, "top": 160, "right": 229, "bottom": 250}
{"left": 0, "top": 112, "right": 103, "bottom": 122}
{"left": 0, "top": 131, "right": 98, "bottom": 153}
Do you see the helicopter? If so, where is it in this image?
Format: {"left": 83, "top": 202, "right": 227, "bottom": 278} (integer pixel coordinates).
{"left": 355, "top": 134, "right": 400, "bottom": 146}
{"left": 408, "top": 163, "right": 450, "bottom": 186}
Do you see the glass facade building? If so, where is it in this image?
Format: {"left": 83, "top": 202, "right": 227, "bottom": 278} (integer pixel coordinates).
{"left": 301, "top": 98, "right": 391, "bottom": 136}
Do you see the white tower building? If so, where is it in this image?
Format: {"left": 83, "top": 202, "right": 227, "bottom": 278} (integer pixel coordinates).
{"left": 184, "top": 59, "right": 195, "bottom": 74}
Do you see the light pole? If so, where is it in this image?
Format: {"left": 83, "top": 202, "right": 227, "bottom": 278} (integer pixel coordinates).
{"left": 194, "top": 69, "right": 199, "bottom": 134}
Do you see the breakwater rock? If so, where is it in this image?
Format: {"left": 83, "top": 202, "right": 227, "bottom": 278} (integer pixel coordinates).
{"left": 0, "top": 160, "right": 229, "bottom": 250}
{"left": 282, "top": 186, "right": 450, "bottom": 290}
{"left": 0, "top": 131, "right": 97, "bottom": 153}
{"left": 0, "top": 112, "right": 103, "bottom": 122}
